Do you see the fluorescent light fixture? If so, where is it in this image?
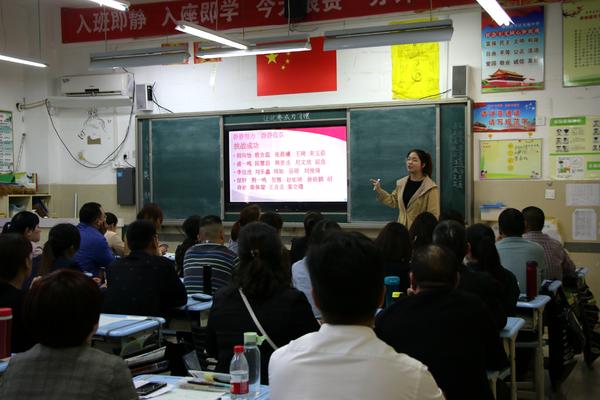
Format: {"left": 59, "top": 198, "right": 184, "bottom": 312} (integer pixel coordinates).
{"left": 198, "top": 39, "right": 311, "bottom": 59}
{"left": 89, "top": 0, "right": 130, "bottom": 11}
{"left": 89, "top": 45, "right": 189, "bottom": 69}
{"left": 175, "top": 21, "right": 249, "bottom": 50}
{"left": 0, "top": 53, "right": 47, "bottom": 68}
{"left": 323, "top": 20, "right": 454, "bottom": 51}
{"left": 476, "top": 0, "right": 513, "bottom": 26}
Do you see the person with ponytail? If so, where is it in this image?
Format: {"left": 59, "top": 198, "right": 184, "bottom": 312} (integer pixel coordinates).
{"left": 40, "top": 223, "right": 82, "bottom": 276}
{"left": 227, "top": 204, "right": 260, "bottom": 254}
{"left": 2, "top": 211, "right": 42, "bottom": 257}
{"left": 207, "top": 222, "right": 319, "bottom": 384}
{"left": 466, "top": 223, "right": 519, "bottom": 316}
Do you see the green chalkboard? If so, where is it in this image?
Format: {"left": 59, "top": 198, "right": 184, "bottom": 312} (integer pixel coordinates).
{"left": 142, "top": 117, "right": 221, "bottom": 220}
{"left": 440, "top": 104, "right": 467, "bottom": 220}
{"left": 349, "top": 106, "right": 437, "bottom": 222}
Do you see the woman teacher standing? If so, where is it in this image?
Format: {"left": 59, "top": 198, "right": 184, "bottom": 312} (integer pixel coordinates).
{"left": 370, "top": 149, "right": 440, "bottom": 229}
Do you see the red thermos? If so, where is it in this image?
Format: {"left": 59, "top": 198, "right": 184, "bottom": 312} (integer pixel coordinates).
{"left": 0, "top": 308, "right": 12, "bottom": 358}
{"left": 526, "top": 261, "right": 538, "bottom": 300}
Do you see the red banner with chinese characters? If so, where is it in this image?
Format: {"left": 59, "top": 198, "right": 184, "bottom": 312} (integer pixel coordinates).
{"left": 62, "top": 0, "right": 485, "bottom": 44}
{"left": 256, "top": 36, "right": 336, "bottom": 96}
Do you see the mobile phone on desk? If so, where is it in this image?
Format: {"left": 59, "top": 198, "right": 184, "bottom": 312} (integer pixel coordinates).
{"left": 136, "top": 382, "right": 167, "bottom": 396}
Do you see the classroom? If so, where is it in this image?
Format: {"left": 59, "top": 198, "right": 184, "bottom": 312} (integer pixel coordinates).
{"left": 0, "top": 0, "right": 599, "bottom": 399}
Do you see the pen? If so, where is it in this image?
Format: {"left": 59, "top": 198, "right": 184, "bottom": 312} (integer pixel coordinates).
{"left": 187, "top": 380, "right": 230, "bottom": 388}
{"left": 372, "top": 178, "right": 380, "bottom": 191}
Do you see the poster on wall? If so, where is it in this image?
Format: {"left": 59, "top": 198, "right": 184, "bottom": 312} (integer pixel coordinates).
{"left": 563, "top": 1, "right": 600, "bottom": 87}
{"left": 473, "top": 101, "right": 536, "bottom": 133}
{"left": 481, "top": 6, "right": 545, "bottom": 93}
{"left": 549, "top": 116, "right": 600, "bottom": 179}
{"left": 480, "top": 139, "right": 542, "bottom": 179}
{"left": 0, "top": 111, "right": 14, "bottom": 174}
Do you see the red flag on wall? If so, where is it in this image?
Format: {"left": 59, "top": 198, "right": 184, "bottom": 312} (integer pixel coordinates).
{"left": 256, "top": 37, "right": 337, "bottom": 96}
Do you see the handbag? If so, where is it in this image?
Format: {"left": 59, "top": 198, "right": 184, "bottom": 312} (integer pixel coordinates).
{"left": 238, "top": 288, "right": 278, "bottom": 351}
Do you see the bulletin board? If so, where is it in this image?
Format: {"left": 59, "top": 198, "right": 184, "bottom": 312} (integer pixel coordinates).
{"left": 479, "top": 139, "right": 542, "bottom": 180}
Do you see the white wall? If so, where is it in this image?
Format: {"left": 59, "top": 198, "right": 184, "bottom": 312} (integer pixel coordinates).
{"left": 8, "top": 3, "right": 600, "bottom": 185}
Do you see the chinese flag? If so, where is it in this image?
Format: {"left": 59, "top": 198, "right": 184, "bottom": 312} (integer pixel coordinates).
{"left": 257, "top": 37, "right": 337, "bottom": 96}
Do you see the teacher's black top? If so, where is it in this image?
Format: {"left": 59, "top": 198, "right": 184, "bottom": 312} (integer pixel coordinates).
{"left": 402, "top": 178, "right": 423, "bottom": 208}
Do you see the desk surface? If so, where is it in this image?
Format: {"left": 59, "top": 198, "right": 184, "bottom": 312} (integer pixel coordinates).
{"left": 501, "top": 317, "right": 525, "bottom": 339}
{"left": 516, "top": 295, "right": 551, "bottom": 310}
{"left": 95, "top": 314, "right": 165, "bottom": 337}
{"left": 179, "top": 294, "right": 213, "bottom": 312}
{"left": 135, "top": 374, "right": 270, "bottom": 399}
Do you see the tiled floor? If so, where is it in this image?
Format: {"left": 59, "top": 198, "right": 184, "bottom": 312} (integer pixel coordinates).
{"left": 544, "top": 356, "right": 600, "bottom": 399}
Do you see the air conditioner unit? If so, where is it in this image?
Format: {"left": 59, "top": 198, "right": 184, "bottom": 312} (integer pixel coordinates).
{"left": 60, "top": 73, "right": 130, "bottom": 97}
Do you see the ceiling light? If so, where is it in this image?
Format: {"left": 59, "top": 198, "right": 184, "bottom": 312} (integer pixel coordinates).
{"left": 175, "top": 21, "right": 249, "bottom": 50}
{"left": 476, "top": 0, "right": 513, "bottom": 26}
{"left": 323, "top": 20, "right": 454, "bottom": 51}
{"left": 0, "top": 53, "right": 47, "bottom": 68}
{"left": 89, "top": 0, "right": 130, "bottom": 11}
{"left": 89, "top": 45, "right": 189, "bottom": 69}
{"left": 198, "top": 39, "right": 311, "bottom": 59}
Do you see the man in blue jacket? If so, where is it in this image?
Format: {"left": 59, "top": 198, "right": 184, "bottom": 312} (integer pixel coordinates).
{"left": 74, "top": 202, "right": 115, "bottom": 278}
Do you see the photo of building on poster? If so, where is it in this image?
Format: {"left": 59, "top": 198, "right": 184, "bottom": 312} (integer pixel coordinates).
{"left": 481, "top": 6, "right": 545, "bottom": 93}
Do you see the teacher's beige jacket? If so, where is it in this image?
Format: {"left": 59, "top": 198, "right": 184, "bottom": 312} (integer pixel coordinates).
{"left": 376, "top": 176, "right": 440, "bottom": 229}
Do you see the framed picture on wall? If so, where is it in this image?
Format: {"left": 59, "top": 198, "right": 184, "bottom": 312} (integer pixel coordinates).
{"left": 563, "top": 1, "right": 600, "bottom": 87}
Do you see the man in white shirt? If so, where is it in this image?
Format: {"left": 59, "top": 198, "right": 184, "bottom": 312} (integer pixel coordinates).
{"left": 269, "top": 231, "right": 443, "bottom": 400}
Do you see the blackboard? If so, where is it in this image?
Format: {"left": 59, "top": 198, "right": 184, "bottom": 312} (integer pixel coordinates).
{"left": 137, "top": 101, "right": 469, "bottom": 223}
{"left": 349, "top": 106, "right": 437, "bottom": 222}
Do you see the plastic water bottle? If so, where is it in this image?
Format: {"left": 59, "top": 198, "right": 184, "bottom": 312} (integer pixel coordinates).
{"left": 384, "top": 276, "right": 400, "bottom": 307}
{"left": 243, "top": 332, "right": 261, "bottom": 396}
{"left": 229, "top": 345, "right": 249, "bottom": 398}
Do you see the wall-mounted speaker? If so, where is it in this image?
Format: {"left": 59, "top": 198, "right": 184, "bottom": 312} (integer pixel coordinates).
{"left": 452, "top": 65, "right": 470, "bottom": 98}
{"left": 283, "top": 0, "right": 307, "bottom": 21}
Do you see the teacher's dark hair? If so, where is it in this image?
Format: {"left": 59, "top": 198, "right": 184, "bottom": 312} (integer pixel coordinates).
{"left": 406, "top": 149, "right": 433, "bottom": 177}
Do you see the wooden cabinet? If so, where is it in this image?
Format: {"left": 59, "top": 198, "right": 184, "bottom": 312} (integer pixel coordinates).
{"left": 0, "top": 194, "right": 51, "bottom": 218}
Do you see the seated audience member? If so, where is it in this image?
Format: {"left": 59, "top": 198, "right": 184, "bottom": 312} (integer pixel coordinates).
{"left": 136, "top": 202, "right": 164, "bottom": 231}
{"left": 228, "top": 204, "right": 260, "bottom": 254}
{"left": 73, "top": 202, "right": 115, "bottom": 277}
{"left": 375, "top": 222, "right": 412, "bottom": 292}
{"left": 496, "top": 208, "right": 546, "bottom": 292}
{"left": 2, "top": 211, "right": 42, "bottom": 289}
{"left": 103, "top": 220, "right": 187, "bottom": 318}
{"left": 104, "top": 212, "right": 125, "bottom": 257}
{"left": 467, "top": 224, "right": 519, "bottom": 315}
{"left": 0, "top": 270, "right": 137, "bottom": 399}
{"left": 183, "top": 215, "right": 238, "bottom": 295}
{"left": 0, "top": 234, "right": 34, "bottom": 353}
{"left": 40, "top": 223, "right": 82, "bottom": 276}
{"left": 523, "top": 206, "right": 576, "bottom": 281}
{"left": 269, "top": 232, "right": 443, "bottom": 400}
{"left": 159, "top": 243, "right": 169, "bottom": 255}
{"left": 375, "top": 245, "right": 507, "bottom": 400}
{"left": 433, "top": 220, "right": 507, "bottom": 330}
{"left": 438, "top": 209, "right": 466, "bottom": 225}
{"left": 292, "top": 220, "right": 341, "bottom": 319}
{"left": 289, "top": 211, "right": 324, "bottom": 264}
{"left": 408, "top": 211, "right": 437, "bottom": 250}
{"left": 175, "top": 215, "right": 202, "bottom": 275}
{"left": 207, "top": 222, "right": 319, "bottom": 384}
{"left": 259, "top": 211, "right": 291, "bottom": 270}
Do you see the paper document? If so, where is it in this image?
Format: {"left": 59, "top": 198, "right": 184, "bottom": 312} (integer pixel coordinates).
{"left": 572, "top": 209, "right": 597, "bottom": 241}
{"left": 566, "top": 184, "right": 600, "bottom": 206}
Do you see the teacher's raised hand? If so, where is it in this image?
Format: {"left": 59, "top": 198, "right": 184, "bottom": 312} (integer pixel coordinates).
{"left": 370, "top": 178, "right": 382, "bottom": 193}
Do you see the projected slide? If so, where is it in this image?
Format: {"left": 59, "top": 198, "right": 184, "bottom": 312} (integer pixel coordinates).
{"left": 228, "top": 126, "right": 347, "bottom": 203}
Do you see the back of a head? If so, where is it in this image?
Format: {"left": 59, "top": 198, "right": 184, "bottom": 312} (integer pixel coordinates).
{"left": 79, "top": 202, "right": 102, "bottom": 225}
{"left": 235, "top": 222, "right": 288, "bottom": 298}
{"left": 522, "top": 206, "right": 545, "bottom": 232}
{"left": 375, "top": 222, "right": 411, "bottom": 263}
{"left": 432, "top": 220, "right": 468, "bottom": 263}
{"left": 2, "top": 211, "right": 40, "bottom": 235}
{"left": 137, "top": 203, "right": 164, "bottom": 228}
{"left": 231, "top": 205, "right": 261, "bottom": 241}
{"left": 105, "top": 212, "right": 118, "bottom": 227}
{"left": 308, "top": 219, "right": 342, "bottom": 248}
{"left": 411, "top": 245, "right": 458, "bottom": 290}
{"left": 409, "top": 211, "right": 438, "bottom": 249}
{"left": 307, "top": 231, "right": 383, "bottom": 324}
{"left": 126, "top": 220, "right": 157, "bottom": 251}
{"left": 303, "top": 211, "right": 324, "bottom": 237}
{"left": 41, "top": 224, "right": 81, "bottom": 275}
{"left": 439, "top": 209, "right": 465, "bottom": 226}
{"left": 199, "top": 215, "right": 223, "bottom": 241}
{"left": 182, "top": 215, "right": 202, "bottom": 240}
{"left": 259, "top": 211, "right": 283, "bottom": 232}
{"left": 466, "top": 223, "right": 502, "bottom": 276}
{"left": 498, "top": 208, "right": 525, "bottom": 237}
{"left": 0, "top": 234, "right": 32, "bottom": 282}
{"left": 24, "top": 270, "right": 101, "bottom": 348}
